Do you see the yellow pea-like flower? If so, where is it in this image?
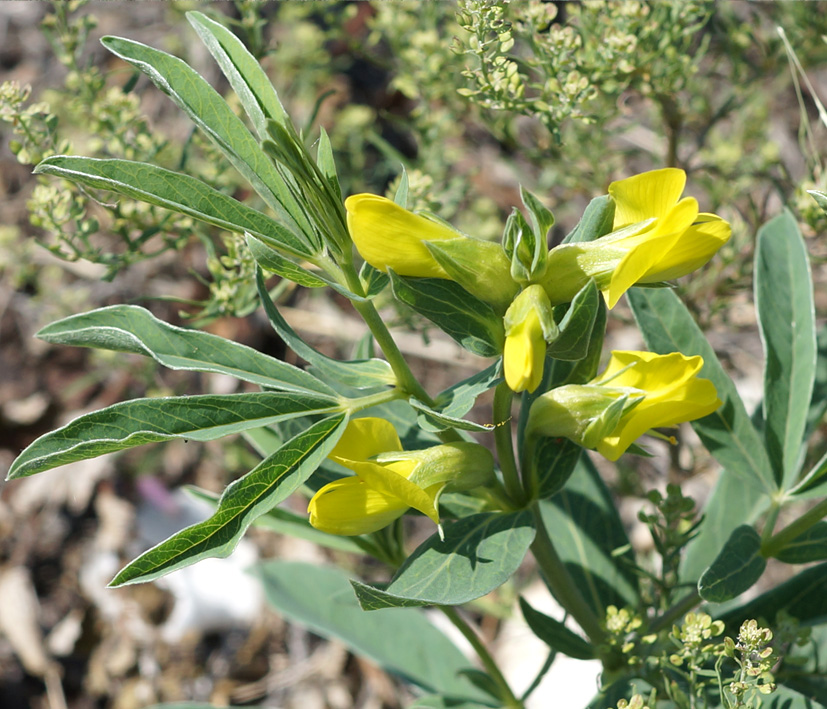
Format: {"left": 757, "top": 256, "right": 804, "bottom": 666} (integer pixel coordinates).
{"left": 503, "top": 285, "right": 555, "bottom": 393}
{"left": 308, "top": 417, "right": 494, "bottom": 536}
{"left": 526, "top": 350, "right": 721, "bottom": 461}
{"left": 542, "top": 169, "right": 731, "bottom": 309}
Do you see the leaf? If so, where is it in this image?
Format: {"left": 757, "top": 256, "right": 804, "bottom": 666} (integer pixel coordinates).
{"left": 682, "top": 467, "right": 769, "bottom": 584}
{"left": 413, "top": 362, "right": 502, "bottom": 433}
{"left": 254, "top": 561, "right": 490, "bottom": 702}
{"left": 545, "top": 279, "right": 599, "bottom": 361}
{"left": 110, "top": 415, "right": 347, "bottom": 586}
{"left": 775, "top": 521, "right": 827, "bottom": 563}
{"left": 100, "top": 36, "right": 316, "bottom": 251}
{"left": 538, "top": 455, "right": 639, "bottom": 615}
{"left": 697, "top": 525, "right": 766, "bottom": 603}
{"left": 562, "top": 195, "right": 615, "bottom": 245}
{"left": 718, "top": 561, "right": 827, "bottom": 629}
{"left": 388, "top": 272, "right": 504, "bottom": 357}
{"left": 34, "top": 156, "right": 311, "bottom": 258}
{"left": 247, "top": 235, "right": 327, "bottom": 288}
{"left": 755, "top": 210, "right": 816, "bottom": 488}
{"left": 519, "top": 597, "right": 595, "bottom": 660}
{"left": 184, "top": 485, "right": 373, "bottom": 555}
{"left": 352, "top": 511, "right": 535, "bottom": 610}
{"left": 7, "top": 391, "right": 339, "bottom": 479}
{"left": 256, "top": 269, "right": 396, "bottom": 388}
{"left": 409, "top": 697, "right": 493, "bottom": 709}
{"left": 36, "top": 304, "right": 335, "bottom": 397}
{"left": 531, "top": 438, "right": 582, "bottom": 500}
{"left": 628, "top": 286, "right": 775, "bottom": 493}
{"left": 186, "top": 10, "right": 288, "bottom": 140}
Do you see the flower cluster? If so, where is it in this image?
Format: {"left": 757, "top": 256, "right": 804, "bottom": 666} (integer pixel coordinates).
{"left": 307, "top": 168, "right": 725, "bottom": 535}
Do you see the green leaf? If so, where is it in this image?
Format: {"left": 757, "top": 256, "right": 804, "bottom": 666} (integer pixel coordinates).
{"left": 254, "top": 561, "right": 490, "bottom": 702}
{"left": 184, "top": 485, "right": 373, "bottom": 555}
{"left": 100, "top": 35, "right": 316, "bottom": 251}
{"left": 351, "top": 511, "right": 535, "bottom": 610}
{"left": 538, "top": 455, "right": 639, "bottom": 615}
{"left": 519, "top": 597, "right": 595, "bottom": 659}
{"left": 388, "top": 273, "right": 504, "bottom": 357}
{"left": 36, "top": 304, "right": 335, "bottom": 396}
{"left": 775, "top": 521, "right": 827, "bottom": 563}
{"left": 531, "top": 438, "right": 582, "bottom": 500}
{"left": 719, "top": 561, "right": 827, "bottom": 629}
{"left": 562, "top": 195, "right": 615, "bottom": 245}
{"left": 546, "top": 279, "right": 599, "bottom": 361}
{"left": 110, "top": 415, "right": 347, "bottom": 586}
{"left": 247, "top": 235, "right": 327, "bottom": 288}
{"left": 410, "top": 697, "right": 492, "bottom": 709}
{"left": 755, "top": 210, "right": 816, "bottom": 488}
{"left": 186, "top": 10, "right": 288, "bottom": 140}
{"left": 7, "top": 391, "right": 339, "bottom": 479}
{"left": 34, "top": 156, "right": 310, "bottom": 258}
{"left": 256, "top": 269, "right": 396, "bottom": 388}
{"left": 681, "top": 468, "right": 768, "bottom": 583}
{"left": 790, "top": 447, "right": 827, "bottom": 498}
{"left": 698, "top": 525, "right": 766, "bottom": 603}
{"left": 413, "top": 363, "right": 502, "bottom": 433}
{"left": 628, "top": 286, "right": 775, "bottom": 493}
{"left": 316, "top": 127, "right": 342, "bottom": 202}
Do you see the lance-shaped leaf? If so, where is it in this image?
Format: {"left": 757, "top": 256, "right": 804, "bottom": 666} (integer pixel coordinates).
{"left": 7, "top": 392, "right": 340, "bottom": 479}
{"left": 109, "top": 415, "right": 347, "bottom": 586}
{"left": 186, "top": 11, "right": 289, "bottom": 140}
{"left": 719, "top": 561, "right": 827, "bottom": 630}
{"left": 255, "top": 561, "right": 490, "bottom": 702}
{"left": 698, "top": 525, "right": 765, "bottom": 603}
{"left": 100, "top": 36, "right": 316, "bottom": 252}
{"left": 546, "top": 279, "right": 599, "bottom": 361}
{"left": 247, "top": 235, "right": 327, "bottom": 288}
{"left": 413, "top": 362, "right": 502, "bottom": 433}
{"left": 774, "top": 522, "right": 827, "bottom": 563}
{"left": 255, "top": 269, "right": 396, "bottom": 388}
{"left": 755, "top": 210, "right": 816, "bottom": 489}
{"left": 388, "top": 272, "right": 504, "bottom": 358}
{"left": 35, "top": 156, "right": 311, "bottom": 258}
{"left": 352, "top": 511, "right": 535, "bottom": 610}
{"left": 36, "top": 304, "right": 335, "bottom": 397}
{"left": 519, "top": 597, "right": 595, "bottom": 660}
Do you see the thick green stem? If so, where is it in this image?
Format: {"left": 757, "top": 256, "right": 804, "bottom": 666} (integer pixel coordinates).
{"left": 760, "top": 498, "right": 783, "bottom": 548}
{"left": 439, "top": 606, "right": 523, "bottom": 709}
{"left": 530, "top": 502, "right": 607, "bottom": 645}
{"left": 493, "top": 383, "right": 524, "bottom": 504}
{"left": 762, "top": 496, "right": 827, "bottom": 558}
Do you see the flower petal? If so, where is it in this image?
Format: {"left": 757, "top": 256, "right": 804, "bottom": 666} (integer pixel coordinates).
{"left": 346, "top": 459, "right": 439, "bottom": 524}
{"left": 307, "top": 477, "right": 408, "bottom": 535}
{"left": 329, "top": 417, "right": 402, "bottom": 465}
{"left": 345, "top": 194, "right": 454, "bottom": 278}
{"left": 639, "top": 215, "right": 731, "bottom": 283}
{"left": 609, "top": 168, "right": 687, "bottom": 228}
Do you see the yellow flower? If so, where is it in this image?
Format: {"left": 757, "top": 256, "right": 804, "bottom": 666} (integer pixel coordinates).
{"left": 542, "top": 169, "right": 730, "bottom": 308}
{"left": 308, "top": 417, "right": 494, "bottom": 536}
{"left": 345, "top": 194, "right": 517, "bottom": 310}
{"left": 503, "top": 285, "right": 555, "bottom": 393}
{"left": 526, "top": 350, "right": 720, "bottom": 461}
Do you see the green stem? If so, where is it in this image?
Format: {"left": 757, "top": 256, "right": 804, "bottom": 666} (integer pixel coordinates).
{"left": 439, "top": 606, "right": 523, "bottom": 709}
{"left": 344, "top": 387, "right": 406, "bottom": 415}
{"left": 762, "top": 496, "right": 827, "bottom": 558}
{"left": 530, "top": 502, "right": 607, "bottom": 645}
{"left": 493, "top": 383, "right": 524, "bottom": 504}
{"left": 648, "top": 590, "right": 701, "bottom": 635}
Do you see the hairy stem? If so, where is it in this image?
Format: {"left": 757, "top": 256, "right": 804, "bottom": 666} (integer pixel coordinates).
{"left": 762, "top": 495, "right": 827, "bottom": 558}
